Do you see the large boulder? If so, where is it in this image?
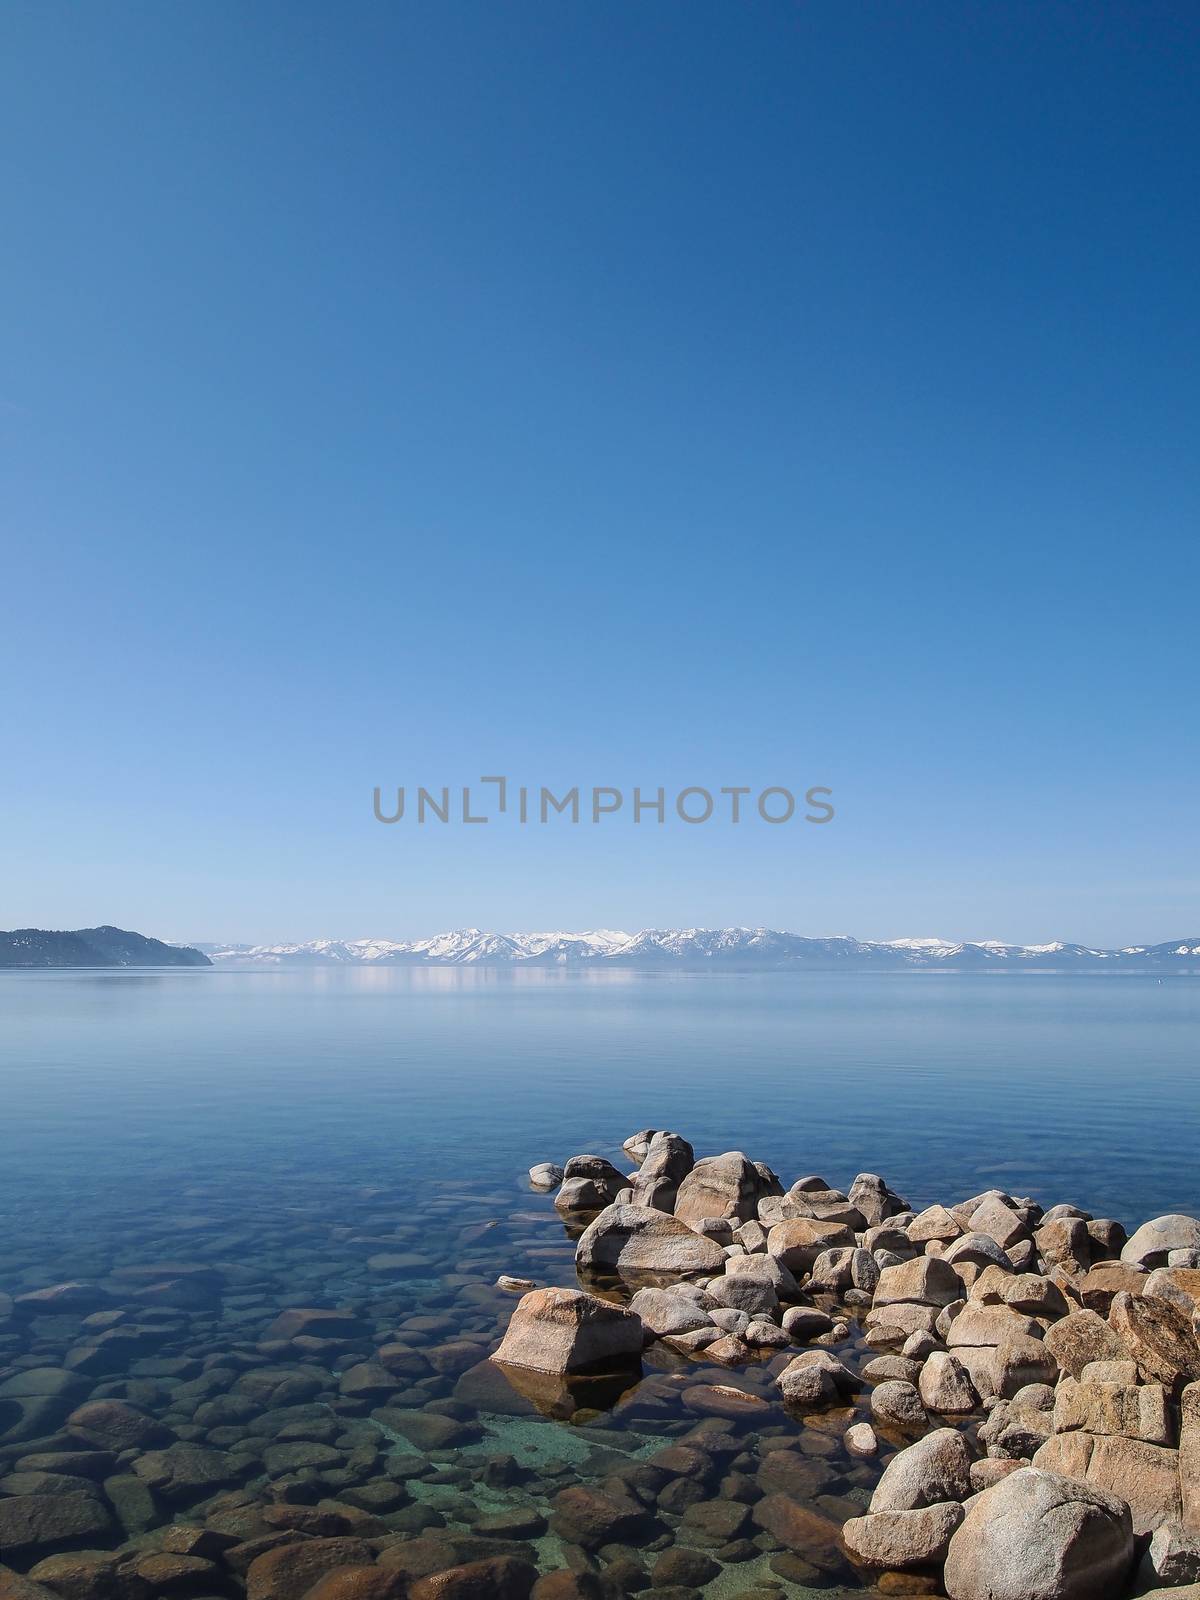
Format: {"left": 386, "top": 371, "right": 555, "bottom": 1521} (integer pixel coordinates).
{"left": 0, "top": 1493, "right": 114, "bottom": 1560}
{"left": 847, "top": 1172, "right": 907, "bottom": 1227}
{"left": 492, "top": 1288, "right": 643, "bottom": 1375}
{"left": 766, "top": 1217, "right": 854, "bottom": 1272}
{"left": 943, "top": 1467, "right": 1135, "bottom": 1600}
{"left": 870, "top": 1427, "right": 973, "bottom": 1513}
{"left": 1123, "top": 1215, "right": 1200, "bottom": 1270}
{"left": 1109, "top": 1290, "right": 1200, "bottom": 1390}
{"left": 672, "top": 1152, "right": 775, "bottom": 1223}
{"left": 629, "top": 1132, "right": 694, "bottom": 1211}
{"left": 575, "top": 1205, "right": 726, "bottom": 1278}
{"left": 555, "top": 1157, "right": 626, "bottom": 1215}
{"left": 874, "top": 1255, "right": 962, "bottom": 1309}
{"left": 1033, "top": 1433, "right": 1181, "bottom": 1534}
{"left": 627, "top": 1285, "right": 713, "bottom": 1337}
{"left": 1043, "top": 1309, "right": 1130, "bottom": 1379}
{"left": 1183, "top": 1380, "right": 1200, "bottom": 1532}
{"left": 842, "top": 1503, "right": 963, "bottom": 1569}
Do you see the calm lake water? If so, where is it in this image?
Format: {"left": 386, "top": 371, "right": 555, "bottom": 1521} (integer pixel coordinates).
{"left": 3, "top": 968, "right": 1197, "bottom": 1224}
{"left": 0, "top": 969, "right": 1197, "bottom": 1595}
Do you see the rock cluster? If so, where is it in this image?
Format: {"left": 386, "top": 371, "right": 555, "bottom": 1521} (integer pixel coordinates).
{"left": 2, "top": 1130, "right": 1198, "bottom": 1600}
{"left": 513, "top": 1132, "right": 1200, "bottom": 1599}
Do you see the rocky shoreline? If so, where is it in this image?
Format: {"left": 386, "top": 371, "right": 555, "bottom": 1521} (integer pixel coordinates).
{"left": 0, "top": 1132, "right": 1197, "bottom": 1600}
{"left": 498, "top": 1134, "right": 1200, "bottom": 1599}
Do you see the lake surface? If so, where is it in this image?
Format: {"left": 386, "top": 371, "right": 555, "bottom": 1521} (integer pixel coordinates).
{"left": 1, "top": 969, "right": 1197, "bottom": 1595}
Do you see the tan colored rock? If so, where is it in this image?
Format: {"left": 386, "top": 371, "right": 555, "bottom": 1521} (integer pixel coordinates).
{"left": 750, "top": 1494, "right": 844, "bottom": 1573}
{"left": 971, "top": 1195, "right": 1031, "bottom": 1250}
{"left": 945, "top": 1305, "right": 1041, "bottom": 1348}
{"left": 1001, "top": 1273, "right": 1070, "bottom": 1319}
{"left": 1123, "top": 1215, "right": 1200, "bottom": 1269}
{"left": 673, "top": 1151, "right": 773, "bottom": 1223}
{"left": 1043, "top": 1308, "right": 1130, "bottom": 1378}
{"left": 863, "top": 1302, "right": 940, "bottom": 1337}
{"left": 1182, "top": 1380, "right": 1200, "bottom": 1532}
{"left": 247, "top": 1538, "right": 378, "bottom": 1600}
{"left": 1053, "top": 1375, "right": 1172, "bottom": 1443}
{"left": 919, "top": 1351, "right": 978, "bottom": 1414}
{"left": 491, "top": 1288, "right": 643, "bottom": 1375}
{"left": 765, "top": 1217, "right": 854, "bottom": 1271}
{"left": 574, "top": 1204, "right": 726, "bottom": 1278}
{"left": 1033, "top": 1432, "right": 1182, "bottom": 1534}
{"left": 841, "top": 1503, "right": 962, "bottom": 1569}
{"left": 906, "top": 1202, "right": 962, "bottom": 1243}
{"left": 993, "top": 1334, "right": 1059, "bottom": 1397}
{"left": 1147, "top": 1267, "right": 1200, "bottom": 1316}
{"left": 1079, "top": 1261, "right": 1148, "bottom": 1313}
{"left": 874, "top": 1255, "right": 962, "bottom": 1309}
{"left": 869, "top": 1379, "right": 929, "bottom": 1433}
{"left": 1110, "top": 1289, "right": 1200, "bottom": 1390}
{"left": 943, "top": 1467, "right": 1134, "bottom": 1600}
{"left": 870, "top": 1427, "right": 973, "bottom": 1512}
{"left": 1034, "top": 1217, "right": 1092, "bottom": 1276}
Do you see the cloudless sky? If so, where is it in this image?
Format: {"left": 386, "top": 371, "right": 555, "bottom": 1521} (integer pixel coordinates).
{"left": 3, "top": 1, "right": 1197, "bottom": 946}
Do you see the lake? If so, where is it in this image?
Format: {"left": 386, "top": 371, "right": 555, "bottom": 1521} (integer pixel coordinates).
{"left": 0, "top": 969, "right": 1197, "bottom": 1594}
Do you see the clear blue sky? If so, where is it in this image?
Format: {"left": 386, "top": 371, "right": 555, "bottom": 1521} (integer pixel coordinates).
{"left": 3, "top": 2, "right": 1197, "bottom": 946}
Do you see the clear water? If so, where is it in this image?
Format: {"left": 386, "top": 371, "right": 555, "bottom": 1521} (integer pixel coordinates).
{"left": 1, "top": 969, "right": 1197, "bottom": 1594}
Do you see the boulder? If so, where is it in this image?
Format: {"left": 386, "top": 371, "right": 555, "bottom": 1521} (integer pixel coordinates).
{"left": 246, "top": 1538, "right": 378, "bottom": 1600}
{"left": 766, "top": 1218, "right": 854, "bottom": 1272}
{"left": 528, "top": 1163, "right": 564, "bottom": 1190}
{"left": 869, "top": 1379, "right": 928, "bottom": 1432}
{"left": 776, "top": 1351, "right": 857, "bottom": 1404}
{"left": 492, "top": 1288, "right": 643, "bottom": 1375}
{"left": 1052, "top": 1375, "right": 1171, "bottom": 1443}
{"left": 1146, "top": 1267, "right": 1200, "bottom": 1316}
{"left": 1109, "top": 1289, "right": 1200, "bottom": 1390}
{"left": 555, "top": 1175, "right": 623, "bottom": 1215}
{"left": 1033, "top": 1432, "right": 1182, "bottom": 1534}
{"left": 66, "top": 1399, "right": 172, "bottom": 1450}
{"left": 869, "top": 1427, "right": 973, "bottom": 1512}
{"left": 1183, "top": 1380, "right": 1200, "bottom": 1532}
{"left": 575, "top": 1204, "right": 726, "bottom": 1278}
{"left": 1141, "top": 1523, "right": 1200, "bottom": 1588}
{"left": 623, "top": 1129, "right": 657, "bottom": 1162}
{"left": 1034, "top": 1218, "right": 1093, "bottom": 1275}
{"left": 627, "top": 1285, "right": 712, "bottom": 1337}
{"left": 841, "top": 1502, "right": 963, "bottom": 1569}
{"left": 550, "top": 1482, "right": 651, "bottom": 1548}
{"left": 971, "top": 1195, "right": 1032, "bottom": 1250}
{"left": 630, "top": 1132, "right": 694, "bottom": 1211}
{"left": 0, "top": 1492, "right": 114, "bottom": 1559}
{"left": 1043, "top": 1309, "right": 1130, "bottom": 1379}
{"left": 847, "top": 1172, "right": 907, "bottom": 1227}
{"left": 1123, "top": 1215, "right": 1200, "bottom": 1270}
{"left": 874, "top": 1255, "right": 962, "bottom": 1309}
{"left": 673, "top": 1152, "right": 775, "bottom": 1223}
{"left": 410, "top": 1556, "right": 538, "bottom": 1600}
{"left": 907, "top": 1204, "right": 963, "bottom": 1244}
{"left": 943, "top": 1467, "right": 1134, "bottom": 1600}
{"left": 919, "top": 1351, "right": 979, "bottom": 1414}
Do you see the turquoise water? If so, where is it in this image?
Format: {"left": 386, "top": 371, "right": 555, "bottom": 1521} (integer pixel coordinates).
{"left": 0, "top": 969, "right": 1197, "bottom": 1594}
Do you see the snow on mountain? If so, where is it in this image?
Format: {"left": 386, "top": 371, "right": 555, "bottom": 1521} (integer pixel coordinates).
{"left": 196, "top": 930, "right": 1200, "bottom": 970}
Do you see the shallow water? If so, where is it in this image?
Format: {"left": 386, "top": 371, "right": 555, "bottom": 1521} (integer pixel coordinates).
{"left": 0, "top": 969, "right": 1197, "bottom": 1594}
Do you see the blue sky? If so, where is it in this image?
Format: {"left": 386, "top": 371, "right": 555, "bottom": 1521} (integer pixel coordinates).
{"left": 3, "top": 2, "right": 1197, "bottom": 946}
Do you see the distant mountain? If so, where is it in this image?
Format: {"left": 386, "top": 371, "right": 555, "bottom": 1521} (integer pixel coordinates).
{"left": 0, "top": 926, "right": 211, "bottom": 969}
{"left": 195, "top": 928, "right": 1200, "bottom": 971}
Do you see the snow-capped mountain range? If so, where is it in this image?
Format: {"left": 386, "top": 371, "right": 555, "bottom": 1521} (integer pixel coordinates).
{"left": 193, "top": 929, "right": 1200, "bottom": 970}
